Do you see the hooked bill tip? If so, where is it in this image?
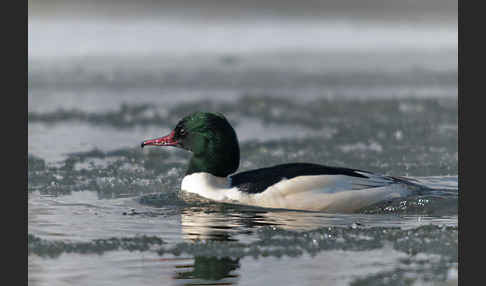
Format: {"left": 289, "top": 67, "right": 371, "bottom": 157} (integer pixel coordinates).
{"left": 140, "top": 142, "right": 145, "bottom": 148}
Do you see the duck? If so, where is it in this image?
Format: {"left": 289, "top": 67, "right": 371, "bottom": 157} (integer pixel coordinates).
{"left": 141, "top": 112, "right": 420, "bottom": 213}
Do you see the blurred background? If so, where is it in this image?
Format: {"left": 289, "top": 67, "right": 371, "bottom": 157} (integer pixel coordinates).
{"left": 28, "top": 0, "right": 457, "bottom": 165}
{"left": 29, "top": 0, "right": 457, "bottom": 91}
{"left": 28, "top": 1, "right": 458, "bottom": 285}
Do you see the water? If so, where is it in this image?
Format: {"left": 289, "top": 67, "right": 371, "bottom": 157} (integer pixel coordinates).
{"left": 29, "top": 4, "right": 457, "bottom": 285}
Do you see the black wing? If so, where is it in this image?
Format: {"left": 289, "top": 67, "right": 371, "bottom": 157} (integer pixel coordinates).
{"left": 229, "top": 163, "right": 372, "bottom": 194}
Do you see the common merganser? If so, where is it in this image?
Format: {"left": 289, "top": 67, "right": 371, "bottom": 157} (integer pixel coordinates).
{"left": 141, "top": 112, "right": 420, "bottom": 212}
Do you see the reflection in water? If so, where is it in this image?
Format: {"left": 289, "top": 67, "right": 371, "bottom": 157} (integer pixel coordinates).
{"left": 175, "top": 207, "right": 269, "bottom": 285}
{"left": 173, "top": 256, "right": 240, "bottom": 286}
{"left": 172, "top": 207, "right": 368, "bottom": 285}
{"left": 180, "top": 206, "right": 279, "bottom": 242}
{"left": 172, "top": 199, "right": 457, "bottom": 285}
{"left": 179, "top": 203, "right": 456, "bottom": 242}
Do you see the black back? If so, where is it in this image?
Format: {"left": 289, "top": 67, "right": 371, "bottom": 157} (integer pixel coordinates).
{"left": 229, "top": 163, "right": 371, "bottom": 194}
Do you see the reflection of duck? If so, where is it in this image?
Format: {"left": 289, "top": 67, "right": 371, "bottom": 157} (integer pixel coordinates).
{"left": 180, "top": 206, "right": 276, "bottom": 242}
{"left": 142, "top": 112, "right": 420, "bottom": 212}
{"left": 179, "top": 205, "right": 393, "bottom": 242}
{"left": 173, "top": 256, "right": 240, "bottom": 285}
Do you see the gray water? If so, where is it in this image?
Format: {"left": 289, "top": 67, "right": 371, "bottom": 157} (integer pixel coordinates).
{"left": 29, "top": 2, "right": 457, "bottom": 285}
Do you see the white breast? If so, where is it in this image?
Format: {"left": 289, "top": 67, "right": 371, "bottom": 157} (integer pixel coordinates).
{"left": 180, "top": 172, "right": 412, "bottom": 213}
{"left": 181, "top": 173, "right": 248, "bottom": 202}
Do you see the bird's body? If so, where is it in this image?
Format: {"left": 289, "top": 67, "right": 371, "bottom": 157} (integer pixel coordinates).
{"left": 141, "top": 112, "right": 421, "bottom": 212}
{"left": 181, "top": 164, "right": 415, "bottom": 212}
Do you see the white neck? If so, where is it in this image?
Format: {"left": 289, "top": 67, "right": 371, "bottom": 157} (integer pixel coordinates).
{"left": 181, "top": 172, "right": 244, "bottom": 202}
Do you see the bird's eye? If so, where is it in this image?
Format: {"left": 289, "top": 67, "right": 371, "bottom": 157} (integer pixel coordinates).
{"left": 179, "top": 128, "right": 186, "bottom": 136}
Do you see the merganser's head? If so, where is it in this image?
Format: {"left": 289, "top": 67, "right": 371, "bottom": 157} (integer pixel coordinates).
{"left": 141, "top": 112, "right": 240, "bottom": 177}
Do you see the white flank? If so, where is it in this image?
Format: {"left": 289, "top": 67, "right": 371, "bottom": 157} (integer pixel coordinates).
{"left": 180, "top": 172, "right": 412, "bottom": 213}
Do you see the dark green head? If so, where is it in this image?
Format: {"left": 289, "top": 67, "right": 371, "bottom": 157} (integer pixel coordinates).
{"left": 141, "top": 112, "right": 240, "bottom": 177}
